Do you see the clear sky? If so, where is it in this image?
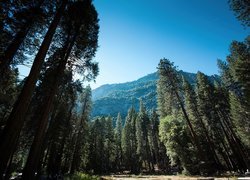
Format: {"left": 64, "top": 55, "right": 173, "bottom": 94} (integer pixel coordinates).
{"left": 88, "top": 0, "right": 249, "bottom": 89}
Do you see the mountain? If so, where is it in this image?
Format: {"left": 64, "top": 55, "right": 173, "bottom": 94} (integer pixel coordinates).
{"left": 91, "top": 71, "right": 219, "bottom": 118}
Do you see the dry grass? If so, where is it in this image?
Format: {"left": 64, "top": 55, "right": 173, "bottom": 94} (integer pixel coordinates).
{"left": 101, "top": 175, "right": 239, "bottom": 180}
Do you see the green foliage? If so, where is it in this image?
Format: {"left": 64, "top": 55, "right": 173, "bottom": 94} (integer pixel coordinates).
{"left": 92, "top": 71, "right": 220, "bottom": 118}
{"left": 218, "top": 37, "right": 250, "bottom": 148}
{"left": 0, "top": 68, "right": 19, "bottom": 130}
{"left": 114, "top": 113, "right": 123, "bottom": 169}
{"left": 228, "top": 0, "right": 250, "bottom": 27}
{"left": 121, "top": 107, "right": 139, "bottom": 173}
{"left": 1, "top": 0, "right": 250, "bottom": 177}
{"left": 157, "top": 59, "right": 181, "bottom": 118}
{"left": 64, "top": 172, "right": 100, "bottom": 180}
{"left": 159, "top": 115, "right": 199, "bottom": 174}
{"left": 88, "top": 116, "right": 116, "bottom": 173}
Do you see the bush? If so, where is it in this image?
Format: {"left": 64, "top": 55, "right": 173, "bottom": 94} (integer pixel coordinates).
{"left": 64, "top": 172, "right": 100, "bottom": 180}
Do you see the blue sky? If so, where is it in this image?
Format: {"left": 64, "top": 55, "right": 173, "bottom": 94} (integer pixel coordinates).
{"left": 88, "top": 0, "right": 249, "bottom": 89}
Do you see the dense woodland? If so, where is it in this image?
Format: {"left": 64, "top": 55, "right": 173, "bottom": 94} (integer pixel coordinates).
{"left": 0, "top": 0, "right": 249, "bottom": 179}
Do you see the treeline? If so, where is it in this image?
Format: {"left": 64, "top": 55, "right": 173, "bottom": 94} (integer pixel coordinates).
{"left": 86, "top": 104, "right": 168, "bottom": 174}
{"left": 0, "top": 0, "right": 99, "bottom": 179}
{"left": 157, "top": 45, "right": 250, "bottom": 174}
{"left": 0, "top": 0, "right": 249, "bottom": 178}
{"left": 157, "top": 0, "right": 250, "bottom": 174}
{"left": 85, "top": 34, "right": 250, "bottom": 175}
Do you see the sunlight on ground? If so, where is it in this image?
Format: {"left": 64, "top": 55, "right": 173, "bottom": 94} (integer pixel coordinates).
{"left": 102, "top": 175, "right": 240, "bottom": 180}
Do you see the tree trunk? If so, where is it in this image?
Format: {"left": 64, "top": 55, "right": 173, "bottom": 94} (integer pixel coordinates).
{"left": 219, "top": 110, "right": 250, "bottom": 170}
{"left": 0, "top": 1, "right": 67, "bottom": 177}
{"left": 57, "top": 104, "right": 75, "bottom": 173}
{"left": 194, "top": 108, "right": 222, "bottom": 169}
{"left": 70, "top": 129, "right": 82, "bottom": 174}
{"left": 46, "top": 103, "right": 73, "bottom": 176}
{"left": 22, "top": 23, "right": 78, "bottom": 179}
{"left": 70, "top": 85, "right": 91, "bottom": 174}
{"left": 162, "top": 66, "right": 206, "bottom": 172}
{"left": 0, "top": 0, "right": 45, "bottom": 78}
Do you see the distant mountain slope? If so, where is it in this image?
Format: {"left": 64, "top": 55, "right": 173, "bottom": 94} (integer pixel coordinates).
{"left": 92, "top": 72, "right": 158, "bottom": 101}
{"left": 91, "top": 71, "right": 219, "bottom": 118}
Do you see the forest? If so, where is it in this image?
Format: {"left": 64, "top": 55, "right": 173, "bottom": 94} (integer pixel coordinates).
{"left": 0, "top": 0, "right": 249, "bottom": 179}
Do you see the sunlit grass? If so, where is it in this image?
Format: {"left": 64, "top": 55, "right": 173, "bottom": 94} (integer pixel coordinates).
{"left": 64, "top": 172, "right": 100, "bottom": 180}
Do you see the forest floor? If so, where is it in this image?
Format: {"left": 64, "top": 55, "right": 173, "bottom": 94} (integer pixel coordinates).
{"left": 101, "top": 175, "right": 246, "bottom": 180}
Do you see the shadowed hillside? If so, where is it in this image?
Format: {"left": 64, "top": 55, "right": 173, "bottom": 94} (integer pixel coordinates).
{"left": 91, "top": 71, "right": 220, "bottom": 118}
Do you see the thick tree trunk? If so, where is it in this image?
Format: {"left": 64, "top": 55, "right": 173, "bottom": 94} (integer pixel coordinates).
{"left": 218, "top": 117, "right": 246, "bottom": 172}
{"left": 0, "top": 1, "right": 67, "bottom": 177}
{"left": 46, "top": 103, "right": 73, "bottom": 176}
{"left": 70, "top": 129, "right": 82, "bottom": 174}
{"left": 22, "top": 24, "right": 78, "bottom": 179}
{"left": 194, "top": 109, "right": 222, "bottom": 169}
{"left": 219, "top": 138, "right": 237, "bottom": 171}
{"left": 56, "top": 104, "right": 74, "bottom": 173}
{"left": 0, "top": 0, "right": 45, "bottom": 77}
{"left": 22, "top": 60, "right": 67, "bottom": 179}
{"left": 218, "top": 110, "right": 250, "bottom": 170}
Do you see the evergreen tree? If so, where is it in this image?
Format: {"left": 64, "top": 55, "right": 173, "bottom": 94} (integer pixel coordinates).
{"left": 183, "top": 77, "right": 221, "bottom": 172}
{"left": 228, "top": 39, "right": 250, "bottom": 148}
{"left": 196, "top": 71, "right": 248, "bottom": 172}
{"left": 217, "top": 38, "right": 250, "bottom": 170}
{"left": 148, "top": 109, "right": 169, "bottom": 172}
{"left": 0, "top": 68, "right": 19, "bottom": 131}
{"left": 0, "top": 1, "right": 68, "bottom": 176}
{"left": 0, "top": 0, "right": 48, "bottom": 77}
{"left": 22, "top": 1, "right": 99, "bottom": 178}
{"left": 136, "top": 99, "right": 152, "bottom": 171}
{"left": 228, "top": 0, "right": 250, "bottom": 27}
{"left": 114, "top": 113, "right": 123, "bottom": 171}
{"left": 159, "top": 114, "right": 199, "bottom": 174}
{"left": 121, "top": 107, "right": 138, "bottom": 173}
{"left": 157, "top": 58, "right": 206, "bottom": 174}
{"left": 88, "top": 117, "right": 105, "bottom": 173}
{"left": 70, "top": 86, "right": 92, "bottom": 174}
{"left": 103, "top": 116, "right": 115, "bottom": 172}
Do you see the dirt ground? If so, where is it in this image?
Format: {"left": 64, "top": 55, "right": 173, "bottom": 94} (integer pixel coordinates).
{"left": 101, "top": 175, "right": 243, "bottom": 180}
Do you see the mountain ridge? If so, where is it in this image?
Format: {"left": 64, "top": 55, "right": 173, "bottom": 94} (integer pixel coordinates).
{"left": 92, "top": 72, "right": 158, "bottom": 101}
{"left": 91, "top": 71, "right": 219, "bottom": 118}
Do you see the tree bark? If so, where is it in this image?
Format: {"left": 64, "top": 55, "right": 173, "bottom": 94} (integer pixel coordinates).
{"left": 0, "top": 0, "right": 45, "bottom": 77}
{"left": 162, "top": 66, "right": 206, "bottom": 172}
{"left": 70, "top": 128, "right": 82, "bottom": 174}
{"left": 194, "top": 108, "right": 222, "bottom": 168}
{"left": 70, "top": 85, "right": 90, "bottom": 174}
{"left": 22, "top": 23, "right": 78, "bottom": 179}
{"left": 0, "top": 1, "right": 67, "bottom": 177}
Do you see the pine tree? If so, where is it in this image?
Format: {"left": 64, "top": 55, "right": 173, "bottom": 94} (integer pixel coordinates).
{"left": 182, "top": 77, "right": 221, "bottom": 172}
{"left": 148, "top": 110, "right": 168, "bottom": 171}
{"left": 103, "top": 116, "right": 115, "bottom": 172}
{"left": 159, "top": 114, "right": 199, "bottom": 174}
{"left": 121, "top": 107, "right": 138, "bottom": 173}
{"left": 196, "top": 71, "right": 248, "bottom": 172}
{"left": 0, "top": 0, "right": 47, "bottom": 77}
{"left": 136, "top": 99, "right": 152, "bottom": 171}
{"left": 228, "top": 0, "right": 250, "bottom": 27}
{"left": 217, "top": 38, "right": 250, "bottom": 170}
{"left": 0, "top": 1, "right": 68, "bottom": 176}
{"left": 88, "top": 117, "right": 105, "bottom": 173}
{"left": 114, "top": 113, "right": 123, "bottom": 171}
{"left": 228, "top": 39, "right": 250, "bottom": 148}
{"left": 157, "top": 58, "right": 205, "bottom": 173}
{"left": 70, "top": 86, "right": 92, "bottom": 174}
{"left": 22, "top": 1, "right": 99, "bottom": 178}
